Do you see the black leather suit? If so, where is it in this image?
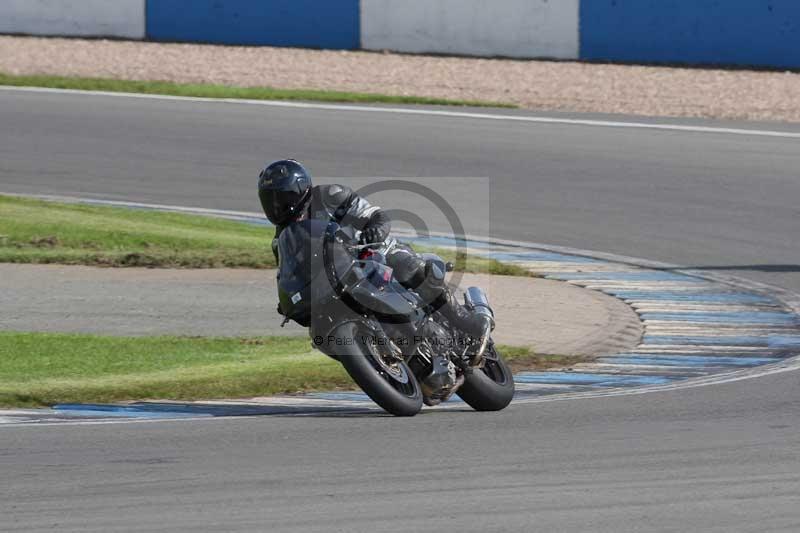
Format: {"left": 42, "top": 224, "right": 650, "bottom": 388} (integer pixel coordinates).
{"left": 274, "top": 184, "right": 485, "bottom": 336}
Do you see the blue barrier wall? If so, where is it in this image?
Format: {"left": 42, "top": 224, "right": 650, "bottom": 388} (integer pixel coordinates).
{"left": 581, "top": 0, "right": 800, "bottom": 69}
{"left": 146, "top": 0, "right": 360, "bottom": 49}
{"left": 5, "top": 0, "right": 798, "bottom": 69}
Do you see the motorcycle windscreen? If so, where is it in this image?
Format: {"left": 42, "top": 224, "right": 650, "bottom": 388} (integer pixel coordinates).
{"left": 276, "top": 219, "right": 355, "bottom": 326}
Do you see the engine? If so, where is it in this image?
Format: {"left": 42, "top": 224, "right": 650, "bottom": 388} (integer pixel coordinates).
{"left": 415, "top": 319, "right": 462, "bottom": 406}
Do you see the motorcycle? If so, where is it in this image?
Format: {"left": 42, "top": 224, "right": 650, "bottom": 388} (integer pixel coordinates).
{"left": 275, "top": 219, "right": 515, "bottom": 416}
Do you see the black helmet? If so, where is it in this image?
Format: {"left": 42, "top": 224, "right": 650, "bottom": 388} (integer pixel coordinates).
{"left": 258, "top": 159, "right": 312, "bottom": 225}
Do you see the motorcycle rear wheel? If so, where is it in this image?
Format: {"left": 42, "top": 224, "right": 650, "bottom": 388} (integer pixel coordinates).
{"left": 332, "top": 322, "right": 423, "bottom": 416}
{"left": 457, "top": 344, "right": 515, "bottom": 411}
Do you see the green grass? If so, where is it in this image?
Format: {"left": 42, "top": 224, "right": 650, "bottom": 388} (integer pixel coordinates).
{"left": 418, "top": 247, "right": 538, "bottom": 278}
{"left": 0, "top": 195, "right": 276, "bottom": 268}
{"left": 0, "top": 332, "right": 345, "bottom": 407}
{"left": 502, "top": 346, "right": 589, "bottom": 373}
{"left": 0, "top": 72, "right": 517, "bottom": 109}
{"left": 0, "top": 332, "right": 560, "bottom": 408}
{"left": 0, "top": 195, "right": 534, "bottom": 277}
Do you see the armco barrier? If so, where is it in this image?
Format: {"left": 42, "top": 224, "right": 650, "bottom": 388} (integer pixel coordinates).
{"left": 580, "top": 0, "right": 800, "bottom": 69}
{"left": 145, "top": 0, "right": 360, "bottom": 49}
{"left": 361, "top": 0, "right": 579, "bottom": 59}
{"left": 0, "top": 0, "right": 145, "bottom": 40}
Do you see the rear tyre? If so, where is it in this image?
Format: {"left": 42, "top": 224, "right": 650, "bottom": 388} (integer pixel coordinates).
{"left": 332, "top": 322, "right": 423, "bottom": 416}
{"left": 457, "top": 344, "right": 515, "bottom": 411}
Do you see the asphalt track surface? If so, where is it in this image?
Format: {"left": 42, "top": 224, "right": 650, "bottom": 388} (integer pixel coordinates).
{"left": 2, "top": 89, "right": 800, "bottom": 532}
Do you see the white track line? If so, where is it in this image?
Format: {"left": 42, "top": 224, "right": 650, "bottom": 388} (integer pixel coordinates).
{"left": 11, "top": 193, "right": 262, "bottom": 219}
{"left": 2, "top": 85, "right": 800, "bottom": 140}
{"left": 9, "top": 191, "right": 800, "bottom": 315}
{"left": 8, "top": 191, "right": 800, "bottom": 315}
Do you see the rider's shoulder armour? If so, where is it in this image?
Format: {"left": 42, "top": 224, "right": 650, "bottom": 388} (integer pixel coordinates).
{"left": 320, "top": 184, "right": 353, "bottom": 210}
{"left": 313, "top": 184, "right": 354, "bottom": 219}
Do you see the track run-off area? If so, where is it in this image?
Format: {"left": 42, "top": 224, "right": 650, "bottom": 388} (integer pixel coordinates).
{"left": 1, "top": 87, "right": 800, "bottom": 532}
{"left": 0, "top": 197, "right": 798, "bottom": 425}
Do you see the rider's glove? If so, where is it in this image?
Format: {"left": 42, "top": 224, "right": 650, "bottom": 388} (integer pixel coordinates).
{"left": 360, "top": 225, "right": 387, "bottom": 246}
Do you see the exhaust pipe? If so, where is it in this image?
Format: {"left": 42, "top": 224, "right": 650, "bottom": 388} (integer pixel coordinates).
{"left": 464, "top": 287, "right": 494, "bottom": 323}
{"left": 464, "top": 287, "right": 494, "bottom": 363}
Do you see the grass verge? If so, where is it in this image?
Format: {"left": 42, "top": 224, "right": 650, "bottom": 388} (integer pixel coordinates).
{"left": 0, "top": 195, "right": 534, "bottom": 276}
{"left": 501, "top": 345, "right": 590, "bottom": 373}
{"left": 0, "top": 194, "right": 276, "bottom": 268}
{"left": 418, "top": 247, "right": 538, "bottom": 277}
{"left": 0, "top": 72, "right": 516, "bottom": 109}
{"left": 0, "top": 332, "right": 561, "bottom": 408}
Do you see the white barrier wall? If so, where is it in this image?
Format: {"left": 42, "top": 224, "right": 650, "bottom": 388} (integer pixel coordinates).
{"left": 0, "top": 0, "right": 145, "bottom": 39}
{"left": 361, "top": 0, "right": 579, "bottom": 59}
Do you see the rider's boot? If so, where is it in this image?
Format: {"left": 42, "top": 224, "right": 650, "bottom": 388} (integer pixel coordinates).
{"left": 390, "top": 248, "right": 494, "bottom": 339}
{"left": 435, "top": 288, "right": 494, "bottom": 340}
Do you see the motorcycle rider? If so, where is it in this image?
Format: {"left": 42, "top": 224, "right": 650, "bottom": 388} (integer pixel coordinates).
{"left": 257, "top": 159, "right": 492, "bottom": 339}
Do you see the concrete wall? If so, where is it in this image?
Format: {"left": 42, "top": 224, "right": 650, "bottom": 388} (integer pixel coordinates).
{"left": 361, "top": 0, "right": 579, "bottom": 59}
{"left": 146, "top": 0, "right": 360, "bottom": 49}
{"left": 2, "top": 0, "right": 799, "bottom": 70}
{"left": 581, "top": 0, "right": 800, "bottom": 69}
{"left": 0, "top": 0, "right": 145, "bottom": 39}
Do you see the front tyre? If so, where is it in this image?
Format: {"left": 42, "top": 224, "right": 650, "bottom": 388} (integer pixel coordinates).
{"left": 332, "top": 322, "right": 423, "bottom": 416}
{"left": 457, "top": 344, "right": 515, "bottom": 411}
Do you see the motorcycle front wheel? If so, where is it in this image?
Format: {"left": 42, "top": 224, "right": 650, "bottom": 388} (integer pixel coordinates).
{"left": 457, "top": 343, "right": 515, "bottom": 411}
{"left": 332, "top": 322, "right": 423, "bottom": 416}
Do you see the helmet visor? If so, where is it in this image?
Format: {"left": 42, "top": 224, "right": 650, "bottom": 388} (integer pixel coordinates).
{"left": 261, "top": 188, "right": 305, "bottom": 225}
